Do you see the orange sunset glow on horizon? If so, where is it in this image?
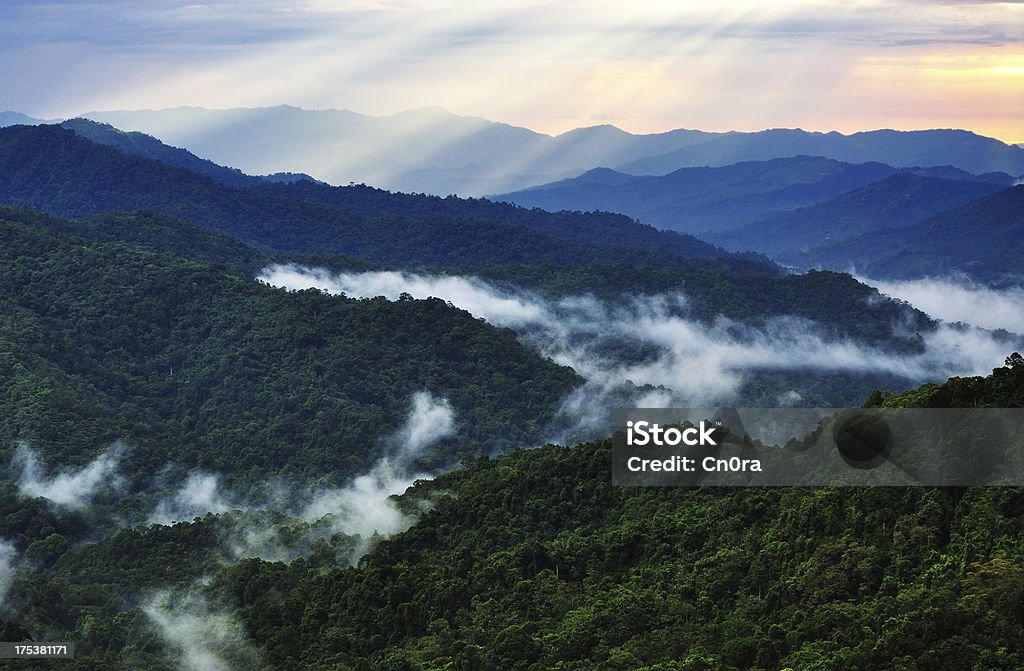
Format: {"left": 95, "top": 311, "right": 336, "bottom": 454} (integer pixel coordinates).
{"left": 0, "top": 0, "right": 1021, "bottom": 144}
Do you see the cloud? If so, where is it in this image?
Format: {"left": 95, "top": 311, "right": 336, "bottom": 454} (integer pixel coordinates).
{"left": 261, "top": 265, "right": 545, "bottom": 326}
{"left": 13, "top": 443, "right": 128, "bottom": 509}
{"left": 863, "top": 275, "right": 1024, "bottom": 333}
{"left": 261, "top": 265, "right": 1021, "bottom": 438}
{"left": 385, "top": 390, "right": 456, "bottom": 462}
{"left": 299, "top": 390, "right": 454, "bottom": 561}
{"left": 149, "top": 473, "right": 235, "bottom": 526}
{"left": 298, "top": 462, "right": 418, "bottom": 546}
{"left": 144, "top": 590, "right": 261, "bottom": 671}
{"left": 136, "top": 395, "right": 455, "bottom": 664}
{"left": 145, "top": 391, "right": 454, "bottom": 564}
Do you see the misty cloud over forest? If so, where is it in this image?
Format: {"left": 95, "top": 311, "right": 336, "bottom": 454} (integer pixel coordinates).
{"left": 144, "top": 590, "right": 261, "bottom": 671}
{"left": 143, "top": 391, "right": 454, "bottom": 563}
{"left": 13, "top": 442, "right": 128, "bottom": 509}
{"left": 261, "top": 265, "right": 1019, "bottom": 438}
{"left": 4, "top": 391, "right": 455, "bottom": 571}
{"left": 863, "top": 275, "right": 1024, "bottom": 334}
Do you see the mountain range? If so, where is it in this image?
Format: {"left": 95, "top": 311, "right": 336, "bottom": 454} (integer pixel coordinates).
{"left": 494, "top": 155, "right": 1022, "bottom": 282}
{"left": 5, "top": 106, "right": 1022, "bottom": 196}
{"left": 617, "top": 127, "right": 1024, "bottom": 177}
{"left": 497, "top": 157, "right": 904, "bottom": 234}
{"left": 0, "top": 122, "right": 940, "bottom": 349}
{"left": 4, "top": 116, "right": 1021, "bottom": 285}
{"left": 0, "top": 123, "right": 750, "bottom": 272}
{"left": 494, "top": 157, "right": 1016, "bottom": 237}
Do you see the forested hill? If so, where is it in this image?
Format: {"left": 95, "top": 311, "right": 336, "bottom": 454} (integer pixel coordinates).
{"left": 494, "top": 156, "right": 904, "bottom": 236}
{"left": 873, "top": 352, "right": 1024, "bottom": 408}
{"left": 236, "top": 358, "right": 1024, "bottom": 671}
{"left": 781, "top": 185, "right": 1024, "bottom": 281}
{"left": 0, "top": 205, "right": 377, "bottom": 277}
{"left": 0, "top": 203, "right": 936, "bottom": 360}
{"left": 59, "top": 118, "right": 265, "bottom": 188}
{"left": 255, "top": 179, "right": 752, "bottom": 264}
{"left": 6, "top": 359, "right": 1024, "bottom": 670}
{"left": 0, "top": 209, "right": 581, "bottom": 486}
{"left": 59, "top": 118, "right": 321, "bottom": 187}
{"left": 0, "top": 124, "right": 764, "bottom": 272}
{"left": 708, "top": 172, "right": 1009, "bottom": 256}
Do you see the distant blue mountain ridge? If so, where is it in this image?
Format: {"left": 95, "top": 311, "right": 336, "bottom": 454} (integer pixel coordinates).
{"left": 5, "top": 106, "right": 1021, "bottom": 196}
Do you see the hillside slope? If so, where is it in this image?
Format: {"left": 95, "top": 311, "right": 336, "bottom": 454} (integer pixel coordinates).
{"left": 781, "top": 185, "right": 1024, "bottom": 281}
{"left": 495, "top": 157, "right": 905, "bottom": 235}
{"left": 6, "top": 358, "right": 1024, "bottom": 670}
{"left": 709, "top": 172, "right": 1009, "bottom": 256}
{"left": 0, "top": 124, "right": 754, "bottom": 272}
{"left": 0, "top": 211, "right": 581, "bottom": 487}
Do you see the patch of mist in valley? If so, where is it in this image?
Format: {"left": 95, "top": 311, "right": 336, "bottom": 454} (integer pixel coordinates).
{"left": 149, "top": 472, "right": 236, "bottom": 526}
{"left": 13, "top": 441, "right": 129, "bottom": 510}
{"left": 0, "top": 390, "right": 457, "bottom": 660}
{"left": 144, "top": 589, "right": 262, "bottom": 671}
{"left": 144, "top": 390, "right": 453, "bottom": 564}
{"left": 3, "top": 391, "right": 455, "bottom": 572}
{"left": 260, "top": 264, "right": 1020, "bottom": 441}
{"left": 862, "top": 274, "right": 1024, "bottom": 334}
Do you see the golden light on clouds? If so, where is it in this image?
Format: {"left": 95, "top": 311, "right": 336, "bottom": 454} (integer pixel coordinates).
{"left": 837, "top": 48, "right": 1024, "bottom": 143}
{"left": 1, "top": 0, "right": 1021, "bottom": 143}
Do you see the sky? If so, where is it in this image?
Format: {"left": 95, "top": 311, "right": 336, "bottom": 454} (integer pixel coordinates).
{"left": 1, "top": 1, "right": 1022, "bottom": 143}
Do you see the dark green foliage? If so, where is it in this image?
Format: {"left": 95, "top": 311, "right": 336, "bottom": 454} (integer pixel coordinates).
{"left": 0, "top": 484, "right": 91, "bottom": 556}
{"left": 0, "top": 205, "right": 269, "bottom": 276}
{"left": 9, "top": 362, "right": 1024, "bottom": 670}
{"left": 0, "top": 619, "right": 33, "bottom": 641}
{"left": 0, "top": 205, "right": 375, "bottom": 278}
{"left": 875, "top": 352, "right": 1024, "bottom": 408}
{"left": 260, "top": 180, "right": 766, "bottom": 268}
{"left": 205, "top": 360, "right": 1024, "bottom": 670}
{"left": 0, "top": 215, "right": 581, "bottom": 486}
